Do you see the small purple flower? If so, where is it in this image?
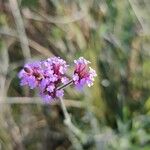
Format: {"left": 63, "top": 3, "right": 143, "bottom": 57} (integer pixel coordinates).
{"left": 18, "top": 61, "right": 43, "bottom": 89}
{"left": 38, "top": 57, "right": 68, "bottom": 103}
{"left": 42, "top": 57, "right": 69, "bottom": 83}
{"left": 56, "top": 89, "right": 64, "bottom": 97}
{"left": 47, "top": 84, "right": 55, "bottom": 92}
{"left": 61, "top": 77, "right": 69, "bottom": 84}
{"left": 39, "top": 78, "right": 64, "bottom": 103}
{"left": 45, "top": 57, "right": 68, "bottom": 75}
{"left": 73, "top": 57, "right": 97, "bottom": 88}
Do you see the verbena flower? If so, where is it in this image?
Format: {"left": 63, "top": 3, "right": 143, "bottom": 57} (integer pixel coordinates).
{"left": 42, "top": 57, "right": 68, "bottom": 83}
{"left": 18, "top": 56, "right": 97, "bottom": 103}
{"left": 73, "top": 57, "right": 97, "bottom": 88}
{"left": 39, "top": 57, "right": 68, "bottom": 102}
{"left": 39, "top": 78, "right": 64, "bottom": 103}
{"left": 18, "top": 57, "right": 69, "bottom": 103}
{"left": 18, "top": 61, "right": 43, "bottom": 89}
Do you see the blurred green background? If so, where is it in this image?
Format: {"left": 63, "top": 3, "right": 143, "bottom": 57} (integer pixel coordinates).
{"left": 0, "top": 0, "right": 150, "bottom": 149}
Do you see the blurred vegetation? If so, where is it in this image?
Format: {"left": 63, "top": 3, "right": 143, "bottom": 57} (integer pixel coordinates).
{"left": 0, "top": 0, "right": 150, "bottom": 149}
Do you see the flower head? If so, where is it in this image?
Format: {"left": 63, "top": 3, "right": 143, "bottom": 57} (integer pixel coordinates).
{"left": 18, "top": 61, "right": 43, "bottom": 89}
{"left": 42, "top": 57, "right": 68, "bottom": 82}
{"left": 38, "top": 57, "right": 68, "bottom": 103}
{"left": 18, "top": 57, "right": 69, "bottom": 103}
{"left": 39, "top": 78, "right": 64, "bottom": 103}
{"left": 73, "top": 57, "right": 97, "bottom": 88}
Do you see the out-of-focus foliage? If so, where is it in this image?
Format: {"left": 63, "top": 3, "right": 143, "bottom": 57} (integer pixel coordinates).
{"left": 0, "top": 0, "right": 150, "bottom": 149}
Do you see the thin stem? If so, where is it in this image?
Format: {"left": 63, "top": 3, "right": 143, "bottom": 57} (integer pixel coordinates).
{"left": 59, "top": 97, "right": 70, "bottom": 119}
{"left": 59, "top": 97, "right": 85, "bottom": 142}
{"left": 57, "top": 80, "right": 73, "bottom": 90}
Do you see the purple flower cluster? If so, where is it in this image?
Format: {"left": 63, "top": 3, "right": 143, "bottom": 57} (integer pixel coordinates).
{"left": 73, "top": 57, "right": 97, "bottom": 89}
{"left": 18, "top": 62, "right": 43, "bottom": 89}
{"left": 39, "top": 57, "right": 69, "bottom": 103}
{"left": 18, "top": 57, "right": 97, "bottom": 103}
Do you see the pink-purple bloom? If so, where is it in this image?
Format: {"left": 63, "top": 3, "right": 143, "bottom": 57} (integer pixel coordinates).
{"left": 18, "top": 57, "right": 68, "bottom": 103}
{"left": 18, "top": 61, "right": 43, "bottom": 89}
{"left": 73, "top": 57, "right": 97, "bottom": 88}
{"left": 38, "top": 57, "right": 68, "bottom": 102}
{"left": 18, "top": 56, "right": 97, "bottom": 103}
